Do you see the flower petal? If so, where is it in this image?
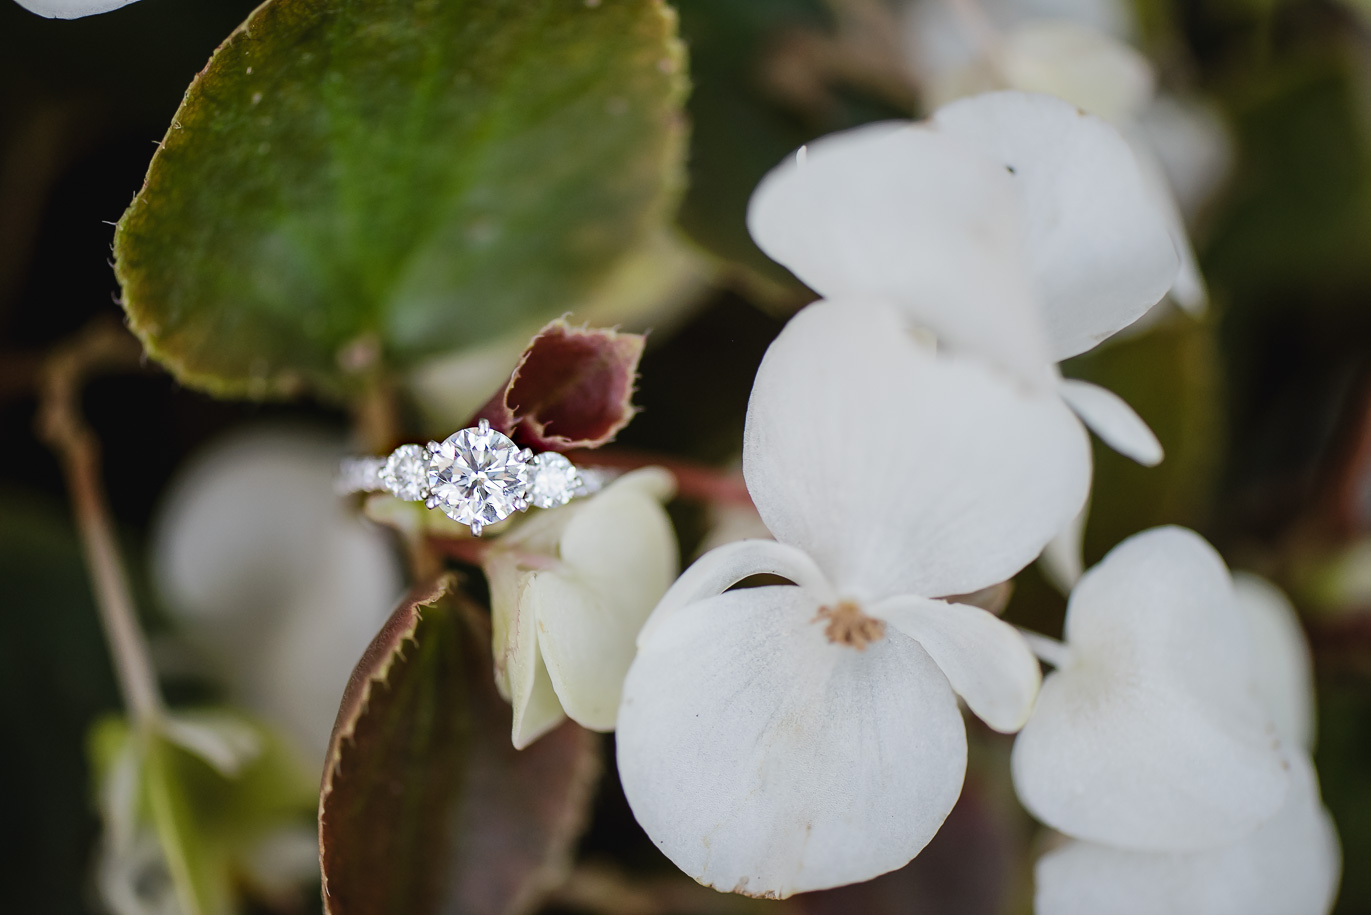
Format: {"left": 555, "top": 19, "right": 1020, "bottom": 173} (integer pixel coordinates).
{"left": 1000, "top": 22, "right": 1156, "bottom": 125}
{"left": 1234, "top": 572, "right": 1317, "bottom": 751}
{"left": 153, "top": 429, "right": 403, "bottom": 764}
{"left": 1136, "top": 95, "right": 1232, "bottom": 221}
{"left": 902, "top": 0, "right": 1138, "bottom": 89}
{"left": 747, "top": 123, "right": 1053, "bottom": 382}
{"left": 14, "top": 0, "right": 142, "bottom": 18}
{"left": 1040, "top": 498, "right": 1089, "bottom": 593}
{"left": 1034, "top": 751, "right": 1341, "bottom": 915}
{"left": 873, "top": 595, "right": 1041, "bottom": 732}
{"left": 1058, "top": 378, "right": 1163, "bottom": 466}
{"left": 932, "top": 91, "right": 1179, "bottom": 360}
{"left": 743, "top": 299, "right": 1090, "bottom": 600}
{"left": 617, "top": 585, "right": 967, "bottom": 897}
{"left": 638, "top": 538, "right": 837, "bottom": 646}
{"left": 489, "top": 469, "right": 677, "bottom": 745}
{"left": 487, "top": 554, "right": 567, "bottom": 749}
{"left": 530, "top": 470, "right": 678, "bottom": 731}
{"left": 1126, "top": 134, "right": 1208, "bottom": 314}
{"left": 1012, "top": 527, "right": 1289, "bottom": 851}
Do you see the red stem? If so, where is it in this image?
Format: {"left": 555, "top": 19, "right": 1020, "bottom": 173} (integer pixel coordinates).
{"left": 566, "top": 448, "right": 754, "bottom": 508}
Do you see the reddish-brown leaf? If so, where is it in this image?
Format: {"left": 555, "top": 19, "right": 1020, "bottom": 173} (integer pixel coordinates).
{"left": 475, "top": 318, "right": 645, "bottom": 450}
{"left": 319, "top": 575, "right": 600, "bottom": 915}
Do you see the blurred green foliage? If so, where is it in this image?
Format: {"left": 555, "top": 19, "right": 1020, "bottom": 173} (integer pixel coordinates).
{"left": 114, "top": 0, "right": 687, "bottom": 402}
{"left": 88, "top": 713, "right": 317, "bottom": 915}
{"left": 0, "top": 492, "right": 118, "bottom": 915}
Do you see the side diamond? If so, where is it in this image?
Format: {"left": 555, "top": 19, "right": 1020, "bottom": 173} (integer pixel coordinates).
{"left": 528, "top": 452, "right": 582, "bottom": 509}
{"left": 380, "top": 444, "right": 429, "bottom": 501}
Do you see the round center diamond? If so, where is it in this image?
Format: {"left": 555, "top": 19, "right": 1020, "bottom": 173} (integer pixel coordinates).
{"left": 427, "top": 426, "right": 530, "bottom": 529}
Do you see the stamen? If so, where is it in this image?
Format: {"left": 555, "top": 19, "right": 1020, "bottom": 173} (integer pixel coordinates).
{"left": 814, "top": 601, "right": 886, "bottom": 650}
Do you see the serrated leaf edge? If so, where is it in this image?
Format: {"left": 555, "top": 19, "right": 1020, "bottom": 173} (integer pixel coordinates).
{"left": 316, "top": 572, "right": 456, "bottom": 909}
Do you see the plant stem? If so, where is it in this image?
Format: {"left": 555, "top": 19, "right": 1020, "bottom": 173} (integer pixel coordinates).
{"left": 566, "top": 448, "right": 754, "bottom": 508}
{"left": 352, "top": 376, "right": 402, "bottom": 455}
{"left": 36, "top": 320, "right": 163, "bottom": 730}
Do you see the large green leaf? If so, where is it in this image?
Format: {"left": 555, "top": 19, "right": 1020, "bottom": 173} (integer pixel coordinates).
{"left": 114, "top": 0, "right": 686, "bottom": 401}
{"left": 318, "top": 575, "right": 600, "bottom": 915}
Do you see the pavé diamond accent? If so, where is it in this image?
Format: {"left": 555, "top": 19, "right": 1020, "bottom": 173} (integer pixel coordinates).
{"left": 426, "top": 422, "right": 531, "bottom": 532}
{"left": 528, "top": 452, "right": 582, "bottom": 509}
{"left": 380, "top": 444, "right": 428, "bottom": 501}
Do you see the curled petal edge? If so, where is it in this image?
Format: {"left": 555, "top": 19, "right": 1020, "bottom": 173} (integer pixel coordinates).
{"left": 873, "top": 594, "right": 1042, "bottom": 732}
{"left": 637, "top": 539, "right": 836, "bottom": 647}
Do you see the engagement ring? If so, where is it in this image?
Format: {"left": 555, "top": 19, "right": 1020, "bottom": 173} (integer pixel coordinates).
{"left": 338, "top": 419, "right": 608, "bottom": 536}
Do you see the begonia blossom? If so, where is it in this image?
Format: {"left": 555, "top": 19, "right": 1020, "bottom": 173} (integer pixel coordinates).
{"left": 748, "top": 91, "right": 1174, "bottom": 469}
{"left": 902, "top": 0, "right": 1231, "bottom": 313}
{"left": 1234, "top": 572, "right": 1317, "bottom": 751}
{"left": 486, "top": 467, "right": 678, "bottom": 749}
{"left": 615, "top": 299, "right": 1090, "bottom": 897}
{"left": 1028, "top": 563, "right": 1340, "bottom": 915}
{"left": 1012, "top": 527, "right": 1290, "bottom": 851}
{"left": 153, "top": 428, "right": 403, "bottom": 767}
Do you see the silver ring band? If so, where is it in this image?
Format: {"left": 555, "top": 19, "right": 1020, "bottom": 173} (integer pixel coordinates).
{"left": 339, "top": 419, "right": 610, "bottom": 536}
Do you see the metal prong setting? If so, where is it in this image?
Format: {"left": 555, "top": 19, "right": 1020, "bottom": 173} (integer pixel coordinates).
{"left": 469, "top": 521, "right": 484, "bottom": 537}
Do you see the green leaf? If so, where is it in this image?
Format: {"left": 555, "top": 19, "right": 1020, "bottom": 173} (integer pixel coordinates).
{"left": 319, "top": 575, "right": 600, "bottom": 915}
{"left": 114, "top": 0, "right": 687, "bottom": 401}
{"left": 142, "top": 733, "right": 235, "bottom": 915}
{"left": 89, "top": 712, "right": 318, "bottom": 915}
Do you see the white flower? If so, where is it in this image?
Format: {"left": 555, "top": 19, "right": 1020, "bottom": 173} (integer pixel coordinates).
{"left": 748, "top": 90, "right": 1174, "bottom": 469}
{"left": 13, "top": 0, "right": 141, "bottom": 18}
{"left": 614, "top": 299, "right": 1090, "bottom": 897}
{"left": 904, "top": 0, "right": 1138, "bottom": 82}
{"left": 1034, "top": 751, "right": 1340, "bottom": 915}
{"left": 486, "top": 467, "right": 678, "bottom": 749}
{"left": 1234, "top": 572, "right": 1318, "bottom": 752}
{"left": 152, "top": 428, "right": 404, "bottom": 767}
{"left": 901, "top": 0, "right": 1231, "bottom": 314}
{"left": 1012, "top": 527, "right": 1290, "bottom": 850}
{"left": 1026, "top": 559, "right": 1341, "bottom": 914}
